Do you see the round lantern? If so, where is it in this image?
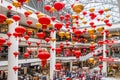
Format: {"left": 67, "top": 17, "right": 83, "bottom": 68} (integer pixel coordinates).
{"left": 24, "top": 35, "right": 29, "bottom": 41}
{"left": 74, "top": 30, "right": 82, "bottom": 37}
{"left": 51, "top": 16, "right": 56, "bottom": 21}
{"left": 0, "top": 37, "right": 6, "bottom": 46}
{"left": 51, "top": 38, "right": 56, "bottom": 42}
{"left": 74, "top": 51, "right": 82, "bottom": 58}
{"left": 54, "top": 22, "right": 63, "bottom": 30}
{"left": 99, "top": 64, "right": 103, "bottom": 70}
{"left": 45, "top": 37, "right": 50, "bottom": 43}
{"left": 6, "top": 18, "right": 13, "bottom": 25}
{"left": 12, "top": 15, "right": 20, "bottom": 22}
{"left": 88, "top": 29, "right": 96, "bottom": 35}
{"left": 7, "top": 41, "right": 12, "bottom": 47}
{"left": 55, "top": 63, "right": 62, "bottom": 70}
{"left": 7, "top": 5, "right": 12, "bottom": 10}
{"left": 36, "top": 32, "right": 46, "bottom": 39}
{"left": 58, "top": 31, "right": 65, "bottom": 40}
{"left": 89, "top": 7, "right": 95, "bottom": 12}
{"left": 53, "top": 2, "right": 65, "bottom": 11}
{"left": 0, "top": 14, "right": 7, "bottom": 24}
{"left": 56, "top": 48, "right": 62, "bottom": 54}
{"left": 17, "top": 0, "right": 27, "bottom": 5}
{"left": 7, "top": 32, "right": 12, "bottom": 38}
{"left": 12, "top": 1, "right": 21, "bottom": 8}
{"left": 72, "top": 3, "right": 84, "bottom": 14}
{"left": 88, "top": 58, "right": 94, "bottom": 63}
{"left": 13, "top": 51, "right": 19, "bottom": 58}
{"left": 36, "top": 41, "right": 40, "bottom": 46}
{"left": 15, "top": 26, "right": 26, "bottom": 34}
{"left": 97, "top": 27, "right": 104, "bottom": 33}
{"left": 24, "top": 52, "right": 29, "bottom": 59}
{"left": 35, "top": 22, "right": 41, "bottom": 28}
{"left": 60, "top": 15, "right": 64, "bottom": 21}
{"left": 98, "top": 10, "right": 104, "bottom": 15}
{"left": 98, "top": 56, "right": 103, "bottom": 61}
{"left": 13, "top": 66, "right": 18, "bottom": 72}
{"left": 44, "top": 5, "right": 51, "bottom": 11}
{"left": 24, "top": 11, "right": 30, "bottom": 18}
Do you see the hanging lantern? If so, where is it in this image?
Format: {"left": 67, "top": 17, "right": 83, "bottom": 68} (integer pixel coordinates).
{"left": 89, "top": 7, "right": 95, "bottom": 12}
{"left": 36, "top": 32, "right": 46, "bottom": 39}
{"left": 13, "top": 32, "right": 18, "bottom": 38}
{"left": 7, "top": 32, "right": 12, "bottom": 38}
{"left": 45, "top": 37, "right": 50, "bottom": 43}
{"left": 98, "top": 56, "right": 103, "bottom": 61}
{"left": 7, "top": 5, "right": 12, "bottom": 10}
{"left": 13, "top": 66, "right": 18, "bottom": 72}
{"left": 50, "top": 7, "right": 56, "bottom": 13}
{"left": 104, "top": 8, "right": 109, "bottom": 12}
{"left": 6, "top": 18, "right": 13, "bottom": 25}
{"left": 27, "top": 30, "right": 32, "bottom": 36}
{"left": 55, "top": 63, "right": 62, "bottom": 70}
{"left": 106, "top": 14, "right": 110, "bottom": 18}
{"left": 12, "top": 1, "right": 21, "bottom": 9}
{"left": 36, "top": 41, "right": 40, "bottom": 46}
{"left": 54, "top": 22, "right": 63, "bottom": 30}
{"left": 13, "top": 51, "right": 19, "bottom": 58}
{"left": 74, "top": 51, "right": 82, "bottom": 58}
{"left": 60, "top": 15, "right": 64, "bottom": 21}
{"left": 51, "top": 16, "right": 56, "bottom": 21}
{"left": 65, "top": 32, "right": 70, "bottom": 38}
{"left": 60, "top": 43, "right": 64, "bottom": 49}
{"left": 53, "top": 2, "right": 65, "bottom": 11}
{"left": 24, "top": 52, "right": 29, "bottom": 59}
{"left": 0, "top": 37, "right": 6, "bottom": 46}
{"left": 24, "top": 35, "right": 29, "bottom": 41}
{"left": 90, "top": 35, "right": 97, "bottom": 39}
{"left": 37, "top": 13, "right": 45, "bottom": 18}
{"left": 82, "top": 20, "right": 87, "bottom": 25}
{"left": 82, "top": 11, "right": 87, "bottom": 16}
{"left": 104, "top": 19, "right": 109, "bottom": 24}
{"left": 17, "top": 0, "right": 27, "bottom": 5}
{"left": 98, "top": 10, "right": 104, "bottom": 15}
{"left": 98, "top": 41, "right": 104, "bottom": 46}
{"left": 88, "top": 58, "right": 94, "bottom": 63}
{"left": 27, "top": 41, "right": 31, "bottom": 46}
{"left": 74, "top": 30, "right": 82, "bottom": 37}
{"left": 58, "top": 31, "right": 65, "bottom": 40}
{"left": 88, "top": 29, "right": 96, "bottom": 35}
{"left": 56, "top": 48, "right": 62, "bottom": 54}
{"left": 97, "top": 27, "right": 104, "bottom": 33}
{"left": 0, "top": 14, "right": 7, "bottom": 24}
{"left": 24, "top": 11, "right": 30, "bottom": 18}
{"left": 44, "top": 5, "right": 51, "bottom": 12}
{"left": 51, "top": 38, "right": 56, "bottom": 42}
{"left": 26, "top": 20, "right": 32, "bottom": 26}
{"left": 72, "top": 3, "right": 84, "bottom": 14}
{"left": 7, "top": 41, "right": 12, "bottom": 47}
{"left": 38, "top": 51, "right": 50, "bottom": 68}
{"left": 15, "top": 26, "right": 26, "bottom": 34}
{"left": 12, "top": 15, "right": 20, "bottom": 22}
{"left": 93, "top": 54, "right": 96, "bottom": 57}
{"left": 99, "top": 64, "right": 103, "bottom": 70}
{"left": 106, "top": 23, "right": 112, "bottom": 27}
{"left": 89, "top": 45, "right": 95, "bottom": 52}
{"left": 35, "top": 22, "right": 41, "bottom": 28}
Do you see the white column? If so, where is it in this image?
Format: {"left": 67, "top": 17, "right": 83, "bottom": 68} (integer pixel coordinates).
{"left": 8, "top": 21, "right": 19, "bottom": 80}
{"left": 50, "top": 31, "right": 56, "bottom": 80}
{"left": 70, "top": 60, "right": 73, "bottom": 72}
{"left": 102, "top": 31, "right": 107, "bottom": 77}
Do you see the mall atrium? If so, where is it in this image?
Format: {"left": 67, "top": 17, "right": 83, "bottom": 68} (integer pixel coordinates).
{"left": 0, "top": 0, "right": 120, "bottom": 80}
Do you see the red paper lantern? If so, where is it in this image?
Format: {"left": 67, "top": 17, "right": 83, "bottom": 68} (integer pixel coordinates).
{"left": 7, "top": 41, "right": 12, "bottom": 47}
{"left": 38, "top": 16, "right": 51, "bottom": 25}
{"left": 74, "top": 30, "right": 82, "bottom": 37}
{"left": 13, "top": 32, "right": 18, "bottom": 38}
{"left": 104, "top": 19, "right": 109, "bottom": 24}
{"left": 12, "top": 15, "right": 20, "bottom": 22}
{"left": 38, "top": 51, "right": 50, "bottom": 60}
{"left": 82, "top": 11, "right": 87, "bottom": 16}
{"left": 60, "top": 15, "right": 64, "bottom": 21}
{"left": 7, "top": 32, "right": 12, "bottom": 38}
{"left": 55, "top": 63, "right": 62, "bottom": 70}
{"left": 7, "top": 5, "right": 12, "bottom": 10}
{"left": 60, "top": 43, "right": 64, "bottom": 48}
{"left": 98, "top": 10, "right": 104, "bottom": 15}
{"left": 89, "top": 45, "right": 95, "bottom": 52}
{"left": 0, "top": 37, "right": 6, "bottom": 46}
{"left": 53, "top": 2, "right": 65, "bottom": 11}
{"left": 27, "top": 31, "right": 32, "bottom": 36}
{"left": 99, "top": 64, "right": 103, "bottom": 69}
{"left": 36, "top": 32, "right": 46, "bottom": 39}
{"left": 13, "top": 51, "right": 19, "bottom": 58}
{"left": 24, "top": 52, "right": 29, "bottom": 59}
{"left": 98, "top": 56, "right": 103, "bottom": 61}
{"left": 24, "top": 35, "right": 29, "bottom": 41}
{"left": 17, "top": 0, "right": 26, "bottom": 5}
{"left": 56, "top": 48, "right": 62, "bottom": 54}
{"left": 0, "top": 14, "right": 7, "bottom": 24}
{"left": 13, "top": 66, "right": 18, "bottom": 72}
{"left": 45, "top": 37, "right": 50, "bottom": 43}
{"left": 24, "top": 11, "right": 30, "bottom": 18}
{"left": 36, "top": 42, "right": 40, "bottom": 46}
{"left": 26, "top": 20, "right": 32, "bottom": 25}
{"left": 44, "top": 5, "right": 51, "bottom": 11}
{"left": 15, "top": 26, "right": 26, "bottom": 34}
{"left": 54, "top": 22, "right": 63, "bottom": 30}
{"left": 27, "top": 41, "right": 31, "bottom": 46}
{"left": 51, "top": 16, "right": 56, "bottom": 21}
{"left": 74, "top": 51, "right": 82, "bottom": 58}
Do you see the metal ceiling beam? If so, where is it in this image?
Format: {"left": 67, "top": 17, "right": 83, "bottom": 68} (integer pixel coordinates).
{"left": 117, "top": 0, "right": 120, "bottom": 16}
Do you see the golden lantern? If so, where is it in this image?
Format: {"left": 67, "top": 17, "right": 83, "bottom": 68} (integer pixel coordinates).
{"left": 37, "top": 13, "right": 45, "bottom": 18}
{"left": 93, "top": 60, "right": 97, "bottom": 65}
{"left": 90, "top": 42, "right": 95, "bottom": 45}
{"left": 50, "top": 7, "right": 56, "bottom": 12}
{"left": 27, "top": 10, "right": 33, "bottom": 15}
{"left": 106, "top": 14, "right": 110, "bottom": 18}
{"left": 84, "top": 39, "right": 87, "bottom": 43}
{"left": 26, "top": 0, "right": 30, "bottom": 3}
{"left": 58, "top": 31, "right": 65, "bottom": 40}
{"left": 104, "top": 8, "right": 109, "bottom": 12}
{"left": 35, "top": 23, "right": 41, "bottom": 28}
{"left": 88, "top": 58, "right": 94, "bottom": 63}
{"left": 71, "top": 15, "right": 76, "bottom": 20}
{"left": 89, "top": 7, "right": 95, "bottom": 12}
{"left": 79, "top": 16, "right": 83, "bottom": 20}
{"left": 77, "top": 24, "right": 80, "bottom": 27}
{"left": 65, "top": 32, "right": 70, "bottom": 37}
{"left": 51, "top": 38, "right": 56, "bottom": 42}
{"left": 90, "top": 35, "right": 97, "bottom": 39}
{"left": 82, "top": 20, "right": 87, "bottom": 25}
{"left": 12, "top": 1, "right": 21, "bottom": 8}
{"left": 97, "top": 27, "right": 104, "bottom": 33}
{"left": 101, "top": 17, "right": 104, "bottom": 21}
{"left": 48, "top": 24, "right": 53, "bottom": 28}
{"left": 108, "top": 34, "right": 112, "bottom": 38}
{"left": 72, "top": 3, "right": 84, "bottom": 14}
{"left": 88, "top": 29, "right": 96, "bottom": 35}
{"left": 6, "top": 18, "right": 13, "bottom": 25}
{"left": 66, "top": 36, "right": 70, "bottom": 39}
{"left": 72, "top": 41, "right": 75, "bottom": 45}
